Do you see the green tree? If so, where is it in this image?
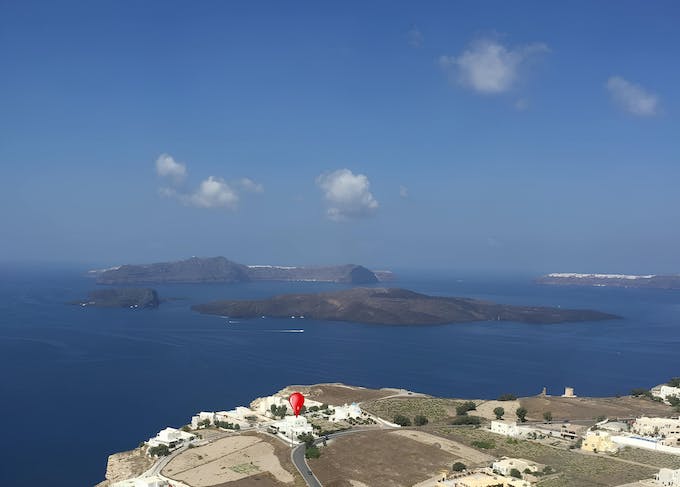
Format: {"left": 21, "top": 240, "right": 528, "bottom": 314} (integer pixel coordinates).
{"left": 456, "top": 401, "right": 477, "bottom": 416}
{"left": 667, "top": 395, "right": 680, "bottom": 407}
{"left": 393, "top": 414, "right": 412, "bottom": 426}
{"left": 497, "top": 393, "right": 517, "bottom": 401}
{"left": 148, "top": 444, "right": 170, "bottom": 457}
{"left": 631, "top": 388, "right": 652, "bottom": 398}
{"left": 516, "top": 407, "right": 528, "bottom": 423}
{"left": 414, "top": 415, "right": 428, "bottom": 426}
{"left": 668, "top": 377, "right": 680, "bottom": 388}
{"left": 305, "top": 446, "right": 321, "bottom": 459}
{"left": 493, "top": 407, "right": 505, "bottom": 420}
{"left": 298, "top": 433, "right": 315, "bottom": 448}
{"left": 510, "top": 468, "right": 522, "bottom": 479}
{"left": 451, "top": 462, "right": 466, "bottom": 472}
{"left": 543, "top": 411, "right": 553, "bottom": 423}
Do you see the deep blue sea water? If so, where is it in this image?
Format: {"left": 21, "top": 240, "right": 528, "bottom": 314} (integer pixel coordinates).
{"left": 1, "top": 267, "right": 679, "bottom": 486}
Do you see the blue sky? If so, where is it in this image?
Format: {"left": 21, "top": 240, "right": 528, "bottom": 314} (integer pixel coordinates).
{"left": 1, "top": 1, "right": 679, "bottom": 272}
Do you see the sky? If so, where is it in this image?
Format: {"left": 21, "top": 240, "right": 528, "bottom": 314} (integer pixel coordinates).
{"left": 1, "top": 1, "right": 679, "bottom": 273}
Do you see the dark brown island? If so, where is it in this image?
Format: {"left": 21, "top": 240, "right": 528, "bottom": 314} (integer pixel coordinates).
{"left": 192, "top": 287, "right": 620, "bottom": 325}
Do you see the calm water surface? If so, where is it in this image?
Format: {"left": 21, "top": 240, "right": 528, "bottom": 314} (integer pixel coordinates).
{"left": 1, "top": 267, "right": 679, "bottom": 486}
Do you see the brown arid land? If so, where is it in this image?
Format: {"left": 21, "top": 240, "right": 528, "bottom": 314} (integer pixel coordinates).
{"left": 162, "top": 432, "right": 304, "bottom": 487}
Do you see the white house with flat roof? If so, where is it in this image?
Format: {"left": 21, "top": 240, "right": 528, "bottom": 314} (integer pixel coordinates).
{"left": 191, "top": 411, "right": 217, "bottom": 429}
{"left": 656, "top": 468, "right": 680, "bottom": 487}
{"left": 271, "top": 415, "right": 313, "bottom": 443}
{"left": 658, "top": 386, "right": 680, "bottom": 404}
{"left": 633, "top": 417, "right": 680, "bottom": 437}
{"left": 492, "top": 457, "right": 540, "bottom": 476}
{"left": 490, "top": 420, "right": 521, "bottom": 437}
{"left": 329, "top": 403, "right": 362, "bottom": 422}
{"left": 147, "top": 427, "right": 196, "bottom": 450}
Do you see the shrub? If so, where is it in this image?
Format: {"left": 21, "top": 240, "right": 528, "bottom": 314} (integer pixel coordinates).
{"left": 498, "top": 393, "right": 517, "bottom": 401}
{"left": 456, "top": 401, "right": 477, "bottom": 416}
{"left": 414, "top": 415, "right": 429, "bottom": 426}
{"left": 493, "top": 407, "right": 505, "bottom": 420}
{"left": 543, "top": 411, "right": 553, "bottom": 422}
{"left": 668, "top": 377, "right": 680, "bottom": 388}
{"left": 510, "top": 468, "right": 522, "bottom": 478}
{"left": 451, "top": 415, "right": 481, "bottom": 425}
{"left": 452, "top": 462, "right": 466, "bottom": 472}
{"left": 394, "top": 414, "right": 412, "bottom": 427}
{"left": 471, "top": 439, "right": 495, "bottom": 449}
{"left": 298, "top": 433, "right": 315, "bottom": 448}
{"left": 631, "top": 388, "right": 653, "bottom": 399}
{"left": 148, "top": 444, "right": 170, "bottom": 457}
{"left": 305, "top": 446, "right": 320, "bottom": 459}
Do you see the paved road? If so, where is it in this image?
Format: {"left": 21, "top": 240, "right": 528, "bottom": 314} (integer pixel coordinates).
{"left": 290, "top": 427, "right": 393, "bottom": 487}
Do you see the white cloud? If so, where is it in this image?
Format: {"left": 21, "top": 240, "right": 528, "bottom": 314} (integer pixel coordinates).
{"left": 440, "top": 38, "right": 548, "bottom": 94}
{"left": 407, "top": 26, "right": 424, "bottom": 48}
{"left": 238, "top": 178, "right": 264, "bottom": 193}
{"left": 155, "top": 153, "right": 187, "bottom": 183}
{"left": 399, "top": 185, "right": 409, "bottom": 198}
{"left": 316, "top": 169, "right": 379, "bottom": 221}
{"left": 155, "top": 154, "right": 261, "bottom": 211}
{"left": 186, "top": 176, "right": 239, "bottom": 209}
{"left": 606, "top": 76, "right": 659, "bottom": 117}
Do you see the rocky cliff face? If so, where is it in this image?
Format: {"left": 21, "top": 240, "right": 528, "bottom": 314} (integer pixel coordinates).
{"left": 95, "top": 447, "right": 153, "bottom": 487}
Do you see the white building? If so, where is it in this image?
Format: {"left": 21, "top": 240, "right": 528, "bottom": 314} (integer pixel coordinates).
{"left": 581, "top": 430, "right": 619, "bottom": 453}
{"left": 147, "top": 427, "right": 196, "bottom": 449}
{"left": 271, "top": 415, "right": 313, "bottom": 443}
{"left": 329, "top": 403, "right": 362, "bottom": 422}
{"left": 656, "top": 468, "right": 680, "bottom": 487}
{"left": 658, "top": 386, "right": 680, "bottom": 404}
{"left": 490, "top": 420, "right": 521, "bottom": 437}
{"left": 492, "top": 457, "right": 540, "bottom": 476}
{"left": 191, "top": 411, "right": 217, "bottom": 429}
{"left": 632, "top": 417, "right": 680, "bottom": 438}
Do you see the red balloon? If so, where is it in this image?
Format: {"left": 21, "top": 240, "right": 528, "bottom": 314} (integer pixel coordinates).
{"left": 289, "top": 392, "right": 305, "bottom": 417}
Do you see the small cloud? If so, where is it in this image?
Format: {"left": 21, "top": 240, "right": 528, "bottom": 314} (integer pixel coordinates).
{"left": 515, "top": 98, "right": 529, "bottom": 111}
{"left": 407, "top": 25, "right": 424, "bottom": 48}
{"left": 155, "top": 155, "right": 261, "bottom": 211}
{"left": 399, "top": 185, "right": 409, "bottom": 198}
{"left": 237, "top": 178, "right": 264, "bottom": 193}
{"left": 316, "top": 169, "right": 379, "bottom": 221}
{"left": 606, "top": 76, "right": 659, "bottom": 117}
{"left": 440, "top": 38, "right": 549, "bottom": 94}
{"left": 155, "top": 153, "right": 187, "bottom": 183}
{"left": 186, "top": 176, "right": 239, "bottom": 209}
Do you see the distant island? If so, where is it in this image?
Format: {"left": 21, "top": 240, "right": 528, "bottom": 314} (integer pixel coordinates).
{"left": 73, "top": 288, "right": 160, "bottom": 309}
{"left": 537, "top": 273, "right": 680, "bottom": 289}
{"left": 91, "top": 256, "right": 389, "bottom": 285}
{"left": 191, "top": 287, "right": 619, "bottom": 325}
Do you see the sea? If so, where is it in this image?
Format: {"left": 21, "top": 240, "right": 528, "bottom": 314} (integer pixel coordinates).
{"left": 1, "top": 266, "right": 679, "bottom": 486}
